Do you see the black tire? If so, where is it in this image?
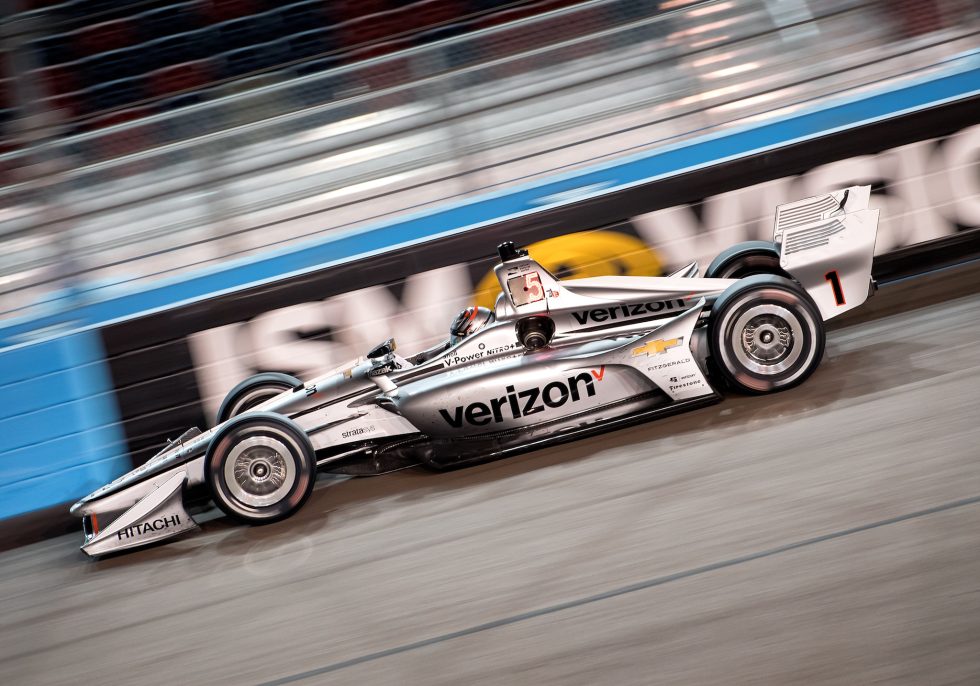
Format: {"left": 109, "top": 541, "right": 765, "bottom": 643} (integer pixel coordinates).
{"left": 709, "top": 275, "right": 825, "bottom": 394}
{"left": 704, "top": 240, "right": 786, "bottom": 279}
{"left": 205, "top": 413, "right": 317, "bottom": 524}
{"left": 216, "top": 372, "right": 301, "bottom": 425}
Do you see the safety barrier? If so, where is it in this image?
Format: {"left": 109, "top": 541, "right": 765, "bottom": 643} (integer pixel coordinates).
{"left": 0, "top": 329, "right": 127, "bottom": 520}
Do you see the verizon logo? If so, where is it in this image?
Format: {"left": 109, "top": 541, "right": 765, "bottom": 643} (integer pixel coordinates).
{"left": 571, "top": 299, "right": 685, "bottom": 326}
{"left": 439, "top": 368, "right": 605, "bottom": 428}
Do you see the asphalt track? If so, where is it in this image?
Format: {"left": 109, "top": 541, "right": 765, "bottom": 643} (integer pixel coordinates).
{"left": 2, "top": 264, "right": 980, "bottom": 685}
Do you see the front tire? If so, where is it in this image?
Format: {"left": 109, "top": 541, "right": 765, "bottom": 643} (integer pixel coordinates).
{"left": 216, "top": 372, "right": 301, "bottom": 425}
{"left": 709, "top": 275, "right": 824, "bottom": 394}
{"left": 205, "top": 413, "right": 317, "bottom": 524}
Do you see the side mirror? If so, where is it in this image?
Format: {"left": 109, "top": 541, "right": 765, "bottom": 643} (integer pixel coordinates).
{"left": 367, "top": 338, "right": 397, "bottom": 359}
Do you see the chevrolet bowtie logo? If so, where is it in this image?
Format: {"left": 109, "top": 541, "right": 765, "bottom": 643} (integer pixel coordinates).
{"left": 631, "top": 337, "right": 682, "bottom": 357}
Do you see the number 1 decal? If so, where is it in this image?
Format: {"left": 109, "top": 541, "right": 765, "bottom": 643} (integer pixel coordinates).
{"left": 825, "top": 270, "right": 846, "bottom": 306}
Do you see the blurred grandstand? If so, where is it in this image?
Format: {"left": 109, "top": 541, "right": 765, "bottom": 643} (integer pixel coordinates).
{"left": 12, "top": 0, "right": 591, "bottom": 132}
{"left": 0, "top": 0, "right": 976, "bottom": 325}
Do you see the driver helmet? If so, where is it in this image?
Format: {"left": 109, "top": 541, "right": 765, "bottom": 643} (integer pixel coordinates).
{"left": 450, "top": 306, "right": 495, "bottom": 345}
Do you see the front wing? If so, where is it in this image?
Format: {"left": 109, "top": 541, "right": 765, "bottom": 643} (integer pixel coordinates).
{"left": 78, "top": 469, "right": 199, "bottom": 557}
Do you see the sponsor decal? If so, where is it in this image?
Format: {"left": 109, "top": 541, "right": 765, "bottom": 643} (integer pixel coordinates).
{"left": 342, "top": 425, "right": 375, "bottom": 439}
{"left": 443, "top": 341, "right": 522, "bottom": 367}
{"left": 442, "top": 352, "right": 525, "bottom": 376}
{"left": 368, "top": 360, "right": 402, "bottom": 376}
{"left": 572, "top": 299, "right": 685, "bottom": 326}
{"left": 669, "top": 380, "right": 704, "bottom": 392}
{"left": 116, "top": 514, "right": 181, "bottom": 540}
{"left": 439, "top": 370, "right": 603, "bottom": 428}
{"left": 632, "top": 337, "right": 682, "bottom": 357}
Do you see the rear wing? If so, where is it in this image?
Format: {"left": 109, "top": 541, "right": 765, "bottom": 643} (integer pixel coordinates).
{"left": 775, "top": 185, "right": 879, "bottom": 320}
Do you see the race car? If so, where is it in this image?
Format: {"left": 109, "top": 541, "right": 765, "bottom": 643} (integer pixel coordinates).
{"left": 71, "top": 186, "right": 879, "bottom": 556}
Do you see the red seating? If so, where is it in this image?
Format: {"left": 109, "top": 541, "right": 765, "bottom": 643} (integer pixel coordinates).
{"left": 76, "top": 18, "right": 136, "bottom": 56}
{"left": 20, "top": 0, "right": 590, "bottom": 135}
{"left": 340, "top": 12, "right": 400, "bottom": 54}
{"left": 148, "top": 60, "right": 214, "bottom": 99}
{"left": 36, "top": 65, "right": 78, "bottom": 98}
{"left": 892, "top": 0, "right": 945, "bottom": 37}
{"left": 49, "top": 91, "right": 84, "bottom": 120}
{"left": 35, "top": 65, "right": 86, "bottom": 120}
{"left": 395, "top": 0, "right": 459, "bottom": 34}
{"left": 86, "top": 105, "right": 153, "bottom": 131}
{"left": 329, "top": 0, "right": 387, "bottom": 23}
{"left": 204, "top": 0, "right": 260, "bottom": 22}
{"left": 23, "top": 0, "right": 63, "bottom": 9}
{"left": 478, "top": 0, "right": 583, "bottom": 29}
{"left": 85, "top": 106, "right": 157, "bottom": 171}
{"left": 352, "top": 51, "right": 412, "bottom": 108}
{"left": 479, "top": 0, "right": 584, "bottom": 64}
{"left": 0, "top": 140, "right": 16, "bottom": 187}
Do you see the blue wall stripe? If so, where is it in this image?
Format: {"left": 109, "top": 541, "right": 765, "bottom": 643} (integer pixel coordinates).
{"left": 0, "top": 455, "right": 131, "bottom": 521}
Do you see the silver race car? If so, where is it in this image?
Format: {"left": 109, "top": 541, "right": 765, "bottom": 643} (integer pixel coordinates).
{"left": 71, "top": 187, "right": 879, "bottom": 556}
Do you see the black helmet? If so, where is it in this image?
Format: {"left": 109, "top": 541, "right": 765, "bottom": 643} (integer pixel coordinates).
{"left": 450, "top": 306, "right": 495, "bottom": 345}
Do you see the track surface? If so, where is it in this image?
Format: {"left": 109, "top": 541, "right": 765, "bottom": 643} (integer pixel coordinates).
{"left": 3, "top": 270, "right": 980, "bottom": 685}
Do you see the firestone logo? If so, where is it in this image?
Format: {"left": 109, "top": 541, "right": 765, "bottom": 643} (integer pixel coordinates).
{"left": 117, "top": 514, "right": 181, "bottom": 540}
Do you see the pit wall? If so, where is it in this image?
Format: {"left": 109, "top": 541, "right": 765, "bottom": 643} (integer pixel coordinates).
{"left": 0, "top": 66, "right": 977, "bottom": 524}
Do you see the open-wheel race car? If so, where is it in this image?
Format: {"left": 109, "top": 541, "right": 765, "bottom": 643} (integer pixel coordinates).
{"left": 71, "top": 187, "right": 879, "bottom": 556}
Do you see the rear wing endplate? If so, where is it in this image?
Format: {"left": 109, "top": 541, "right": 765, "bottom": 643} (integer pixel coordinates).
{"left": 774, "top": 185, "right": 879, "bottom": 320}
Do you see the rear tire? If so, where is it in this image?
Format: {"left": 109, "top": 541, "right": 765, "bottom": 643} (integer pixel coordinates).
{"left": 216, "top": 372, "right": 301, "bottom": 425}
{"left": 205, "top": 413, "right": 317, "bottom": 524}
{"left": 705, "top": 240, "right": 785, "bottom": 279}
{"left": 709, "top": 275, "right": 824, "bottom": 394}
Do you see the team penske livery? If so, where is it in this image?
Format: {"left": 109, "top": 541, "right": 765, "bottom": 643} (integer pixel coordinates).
{"left": 71, "top": 187, "right": 879, "bottom": 556}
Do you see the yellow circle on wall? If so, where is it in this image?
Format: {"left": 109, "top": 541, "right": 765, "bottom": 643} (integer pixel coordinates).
{"left": 474, "top": 231, "right": 663, "bottom": 309}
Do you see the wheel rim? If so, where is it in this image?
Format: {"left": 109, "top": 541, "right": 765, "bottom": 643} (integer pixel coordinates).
{"left": 730, "top": 304, "right": 803, "bottom": 375}
{"left": 223, "top": 435, "right": 297, "bottom": 507}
